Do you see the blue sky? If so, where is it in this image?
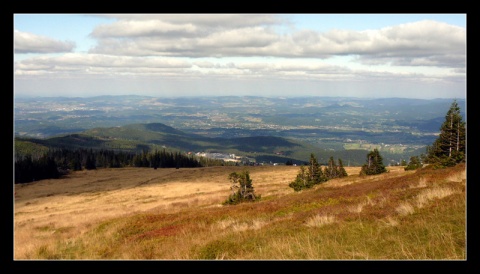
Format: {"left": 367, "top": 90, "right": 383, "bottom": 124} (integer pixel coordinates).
{"left": 14, "top": 14, "right": 466, "bottom": 99}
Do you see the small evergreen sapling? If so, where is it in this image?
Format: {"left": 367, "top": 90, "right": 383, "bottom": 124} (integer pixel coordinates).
{"left": 359, "top": 149, "right": 387, "bottom": 176}
{"left": 224, "top": 170, "right": 260, "bottom": 205}
{"left": 404, "top": 156, "right": 423, "bottom": 171}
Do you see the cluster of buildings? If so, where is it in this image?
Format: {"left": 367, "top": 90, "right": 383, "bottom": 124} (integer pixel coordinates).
{"left": 194, "top": 152, "right": 243, "bottom": 163}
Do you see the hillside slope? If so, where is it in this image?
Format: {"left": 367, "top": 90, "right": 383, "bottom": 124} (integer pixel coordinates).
{"left": 14, "top": 163, "right": 466, "bottom": 260}
{"left": 16, "top": 122, "right": 356, "bottom": 164}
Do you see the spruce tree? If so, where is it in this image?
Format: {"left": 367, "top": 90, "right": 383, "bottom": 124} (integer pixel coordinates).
{"left": 289, "top": 153, "right": 327, "bottom": 191}
{"left": 70, "top": 156, "right": 82, "bottom": 171}
{"left": 404, "top": 156, "right": 422, "bottom": 171}
{"left": 425, "top": 100, "right": 466, "bottom": 167}
{"left": 307, "top": 153, "right": 325, "bottom": 185}
{"left": 324, "top": 156, "right": 338, "bottom": 179}
{"left": 324, "top": 157, "right": 348, "bottom": 179}
{"left": 224, "top": 170, "right": 259, "bottom": 204}
{"left": 360, "top": 148, "right": 387, "bottom": 176}
{"left": 289, "top": 165, "right": 308, "bottom": 191}
{"left": 85, "top": 154, "right": 96, "bottom": 170}
{"left": 337, "top": 158, "right": 348, "bottom": 177}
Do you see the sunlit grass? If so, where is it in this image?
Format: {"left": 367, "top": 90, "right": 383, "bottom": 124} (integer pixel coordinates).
{"left": 415, "top": 187, "right": 460, "bottom": 208}
{"left": 14, "top": 164, "right": 466, "bottom": 260}
{"left": 304, "top": 214, "right": 336, "bottom": 228}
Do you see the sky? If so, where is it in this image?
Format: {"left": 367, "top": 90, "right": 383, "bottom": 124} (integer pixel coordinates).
{"left": 13, "top": 14, "right": 466, "bottom": 99}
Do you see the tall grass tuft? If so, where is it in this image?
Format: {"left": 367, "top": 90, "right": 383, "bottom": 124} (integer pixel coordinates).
{"left": 305, "top": 214, "right": 336, "bottom": 227}
{"left": 415, "top": 187, "right": 459, "bottom": 208}
{"left": 396, "top": 202, "right": 415, "bottom": 216}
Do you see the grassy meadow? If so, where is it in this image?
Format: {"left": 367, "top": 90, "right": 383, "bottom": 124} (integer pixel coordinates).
{"left": 14, "top": 164, "right": 466, "bottom": 260}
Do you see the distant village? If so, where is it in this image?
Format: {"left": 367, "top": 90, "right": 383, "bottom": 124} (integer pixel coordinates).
{"left": 194, "top": 152, "right": 242, "bottom": 162}
{"left": 193, "top": 152, "right": 285, "bottom": 166}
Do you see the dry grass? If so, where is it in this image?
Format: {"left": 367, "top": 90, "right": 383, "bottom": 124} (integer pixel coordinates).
{"left": 14, "top": 164, "right": 466, "bottom": 260}
{"left": 304, "top": 214, "right": 336, "bottom": 227}
{"left": 415, "top": 187, "right": 460, "bottom": 209}
{"left": 410, "top": 177, "right": 428, "bottom": 189}
{"left": 215, "top": 218, "right": 267, "bottom": 232}
{"left": 396, "top": 202, "right": 415, "bottom": 216}
{"left": 14, "top": 166, "right": 297, "bottom": 258}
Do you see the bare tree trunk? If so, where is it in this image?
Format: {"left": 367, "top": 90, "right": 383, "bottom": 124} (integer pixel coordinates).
{"left": 449, "top": 113, "right": 453, "bottom": 157}
{"left": 457, "top": 122, "right": 460, "bottom": 152}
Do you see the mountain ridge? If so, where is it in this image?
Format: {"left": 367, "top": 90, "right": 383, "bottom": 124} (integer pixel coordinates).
{"left": 15, "top": 96, "right": 465, "bottom": 165}
{"left": 15, "top": 122, "right": 326, "bottom": 165}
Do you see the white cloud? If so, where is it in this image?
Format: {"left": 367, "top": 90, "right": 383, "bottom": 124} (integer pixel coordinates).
{"left": 14, "top": 53, "right": 192, "bottom": 78}
{"left": 95, "top": 14, "right": 284, "bottom": 28}
{"left": 91, "top": 20, "right": 198, "bottom": 38}
{"left": 193, "top": 61, "right": 215, "bottom": 68}
{"left": 14, "top": 52, "right": 462, "bottom": 88}
{"left": 14, "top": 30, "right": 75, "bottom": 54}
{"left": 86, "top": 17, "right": 465, "bottom": 70}
{"left": 13, "top": 15, "right": 466, "bottom": 99}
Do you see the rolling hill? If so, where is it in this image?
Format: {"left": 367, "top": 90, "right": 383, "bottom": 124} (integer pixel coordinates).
{"left": 14, "top": 121, "right": 420, "bottom": 166}
{"left": 16, "top": 96, "right": 465, "bottom": 166}
{"left": 13, "top": 163, "right": 466, "bottom": 260}
{"left": 15, "top": 122, "right": 334, "bottom": 164}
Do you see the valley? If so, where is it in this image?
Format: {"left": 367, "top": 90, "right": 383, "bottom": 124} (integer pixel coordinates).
{"left": 14, "top": 95, "right": 466, "bottom": 165}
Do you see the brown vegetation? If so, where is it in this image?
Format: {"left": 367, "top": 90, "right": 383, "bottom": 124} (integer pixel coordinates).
{"left": 14, "top": 164, "right": 466, "bottom": 260}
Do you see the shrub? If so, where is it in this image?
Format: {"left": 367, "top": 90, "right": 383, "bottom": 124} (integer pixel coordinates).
{"left": 224, "top": 170, "right": 260, "bottom": 205}
{"left": 404, "top": 156, "right": 423, "bottom": 171}
{"left": 289, "top": 154, "right": 327, "bottom": 191}
{"left": 359, "top": 149, "right": 387, "bottom": 176}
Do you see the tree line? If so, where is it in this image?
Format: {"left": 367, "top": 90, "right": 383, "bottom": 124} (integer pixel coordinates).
{"left": 14, "top": 148, "right": 205, "bottom": 184}
{"left": 288, "top": 99, "right": 466, "bottom": 191}
{"left": 14, "top": 100, "right": 465, "bottom": 186}
{"left": 289, "top": 154, "right": 348, "bottom": 191}
{"left": 402, "top": 100, "right": 466, "bottom": 170}
{"left": 220, "top": 99, "right": 466, "bottom": 205}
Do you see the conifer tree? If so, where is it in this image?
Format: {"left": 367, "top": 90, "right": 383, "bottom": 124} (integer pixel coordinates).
{"left": 70, "top": 156, "right": 82, "bottom": 171}
{"left": 425, "top": 100, "right": 466, "bottom": 167}
{"left": 85, "top": 154, "right": 96, "bottom": 170}
{"left": 289, "top": 153, "right": 327, "bottom": 191}
{"left": 324, "top": 156, "right": 338, "bottom": 179}
{"left": 360, "top": 148, "right": 387, "bottom": 176}
{"left": 224, "top": 170, "right": 259, "bottom": 204}
{"left": 404, "top": 156, "right": 422, "bottom": 171}
{"left": 307, "top": 153, "right": 326, "bottom": 185}
{"left": 289, "top": 165, "right": 308, "bottom": 191}
{"left": 337, "top": 158, "right": 348, "bottom": 177}
{"left": 324, "top": 157, "right": 348, "bottom": 179}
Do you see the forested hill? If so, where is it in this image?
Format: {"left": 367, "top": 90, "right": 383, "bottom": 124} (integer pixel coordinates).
{"left": 15, "top": 96, "right": 466, "bottom": 166}
{"left": 15, "top": 122, "right": 327, "bottom": 164}
{"left": 15, "top": 96, "right": 465, "bottom": 140}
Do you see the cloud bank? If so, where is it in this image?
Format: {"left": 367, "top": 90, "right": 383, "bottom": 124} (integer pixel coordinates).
{"left": 14, "top": 14, "right": 466, "bottom": 99}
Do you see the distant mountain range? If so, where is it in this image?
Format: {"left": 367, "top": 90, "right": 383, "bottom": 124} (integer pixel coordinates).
{"left": 15, "top": 122, "right": 375, "bottom": 166}
{"left": 14, "top": 95, "right": 466, "bottom": 165}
